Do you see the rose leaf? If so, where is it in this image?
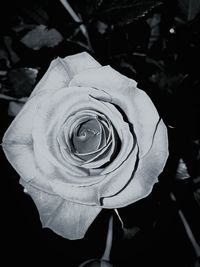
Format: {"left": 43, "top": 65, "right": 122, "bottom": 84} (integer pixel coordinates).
{"left": 96, "top": 0, "right": 163, "bottom": 26}
{"left": 8, "top": 99, "right": 27, "bottom": 117}
{"left": 177, "top": 0, "right": 200, "bottom": 21}
{"left": 20, "top": 25, "right": 63, "bottom": 50}
{"left": 8, "top": 67, "right": 38, "bottom": 98}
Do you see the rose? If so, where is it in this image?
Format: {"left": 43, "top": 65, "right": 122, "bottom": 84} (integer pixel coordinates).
{"left": 2, "top": 52, "right": 168, "bottom": 240}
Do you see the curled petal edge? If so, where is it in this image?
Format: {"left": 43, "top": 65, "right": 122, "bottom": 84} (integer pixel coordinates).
{"left": 20, "top": 179, "right": 102, "bottom": 240}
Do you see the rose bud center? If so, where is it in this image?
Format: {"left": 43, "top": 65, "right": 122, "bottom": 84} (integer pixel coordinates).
{"left": 72, "top": 119, "right": 101, "bottom": 154}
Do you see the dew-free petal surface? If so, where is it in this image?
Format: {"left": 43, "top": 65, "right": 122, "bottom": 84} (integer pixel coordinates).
{"left": 31, "top": 52, "right": 101, "bottom": 97}
{"left": 2, "top": 144, "right": 36, "bottom": 182}
{"left": 2, "top": 94, "right": 43, "bottom": 144}
{"left": 102, "top": 119, "right": 168, "bottom": 208}
{"left": 20, "top": 180, "right": 101, "bottom": 239}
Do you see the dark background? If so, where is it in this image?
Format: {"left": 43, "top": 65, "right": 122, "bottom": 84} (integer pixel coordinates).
{"left": 0, "top": 0, "right": 200, "bottom": 266}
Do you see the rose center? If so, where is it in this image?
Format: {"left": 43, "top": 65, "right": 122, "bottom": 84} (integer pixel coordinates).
{"left": 72, "top": 119, "right": 101, "bottom": 154}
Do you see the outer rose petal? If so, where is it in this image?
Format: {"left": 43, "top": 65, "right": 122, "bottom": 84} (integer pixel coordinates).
{"left": 2, "top": 94, "right": 46, "bottom": 182}
{"left": 2, "top": 94, "right": 43, "bottom": 145}
{"left": 2, "top": 144, "right": 36, "bottom": 182}
{"left": 102, "top": 119, "right": 168, "bottom": 207}
{"left": 30, "top": 52, "right": 101, "bottom": 97}
{"left": 20, "top": 179, "right": 101, "bottom": 240}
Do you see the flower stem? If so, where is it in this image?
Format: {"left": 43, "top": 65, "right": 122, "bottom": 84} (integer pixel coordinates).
{"left": 101, "top": 214, "right": 114, "bottom": 262}
{"left": 170, "top": 192, "right": 200, "bottom": 258}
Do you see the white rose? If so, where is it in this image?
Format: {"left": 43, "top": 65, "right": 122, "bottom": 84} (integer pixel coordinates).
{"left": 2, "top": 52, "right": 168, "bottom": 240}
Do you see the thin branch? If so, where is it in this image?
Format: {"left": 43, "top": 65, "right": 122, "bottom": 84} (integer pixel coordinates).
{"left": 170, "top": 192, "right": 200, "bottom": 258}
{"left": 0, "top": 93, "right": 27, "bottom": 103}
{"left": 59, "top": 0, "right": 93, "bottom": 52}
{"left": 67, "top": 39, "right": 91, "bottom": 51}
{"left": 178, "top": 209, "right": 200, "bottom": 258}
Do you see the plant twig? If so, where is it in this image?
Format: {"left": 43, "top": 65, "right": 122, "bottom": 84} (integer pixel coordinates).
{"left": 59, "top": 0, "right": 93, "bottom": 53}
{"left": 170, "top": 192, "right": 200, "bottom": 258}
{"left": 0, "top": 93, "right": 27, "bottom": 103}
{"left": 67, "top": 39, "right": 91, "bottom": 51}
{"left": 178, "top": 209, "right": 200, "bottom": 258}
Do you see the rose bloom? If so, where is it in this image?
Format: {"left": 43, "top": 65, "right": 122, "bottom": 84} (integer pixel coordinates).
{"left": 2, "top": 52, "right": 168, "bottom": 240}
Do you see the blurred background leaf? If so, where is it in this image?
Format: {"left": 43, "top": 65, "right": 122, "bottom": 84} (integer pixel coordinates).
{"left": 8, "top": 67, "right": 38, "bottom": 97}
{"left": 96, "top": 0, "right": 162, "bottom": 26}
{"left": 20, "top": 25, "right": 63, "bottom": 50}
{"left": 71, "top": 0, "right": 162, "bottom": 26}
{"left": 177, "top": 0, "right": 200, "bottom": 21}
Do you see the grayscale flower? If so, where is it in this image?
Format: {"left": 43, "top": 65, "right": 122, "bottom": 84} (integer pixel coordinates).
{"left": 2, "top": 52, "right": 168, "bottom": 239}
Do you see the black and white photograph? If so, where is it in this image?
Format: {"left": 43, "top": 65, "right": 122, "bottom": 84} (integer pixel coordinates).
{"left": 1, "top": 1, "right": 200, "bottom": 266}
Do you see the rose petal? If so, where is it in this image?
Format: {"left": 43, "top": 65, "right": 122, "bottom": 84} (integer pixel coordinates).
{"left": 96, "top": 101, "right": 134, "bottom": 175}
{"left": 44, "top": 178, "right": 102, "bottom": 205}
{"left": 81, "top": 140, "right": 113, "bottom": 169}
{"left": 62, "top": 52, "right": 101, "bottom": 79}
{"left": 98, "top": 120, "right": 109, "bottom": 148}
{"left": 69, "top": 65, "right": 136, "bottom": 94}
{"left": 30, "top": 58, "right": 70, "bottom": 98}
{"left": 64, "top": 111, "right": 110, "bottom": 158}
{"left": 30, "top": 52, "right": 101, "bottom": 97}
{"left": 99, "top": 144, "right": 139, "bottom": 199}
{"left": 2, "top": 144, "right": 36, "bottom": 182}
{"left": 73, "top": 120, "right": 108, "bottom": 161}
{"left": 20, "top": 180, "right": 101, "bottom": 240}
{"left": 72, "top": 119, "right": 101, "bottom": 154}
{"left": 69, "top": 66, "right": 159, "bottom": 157}
{"left": 127, "top": 88, "right": 160, "bottom": 158}
{"left": 2, "top": 94, "right": 44, "bottom": 145}
{"left": 2, "top": 93, "right": 46, "bottom": 182}
{"left": 102, "top": 119, "right": 169, "bottom": 208}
